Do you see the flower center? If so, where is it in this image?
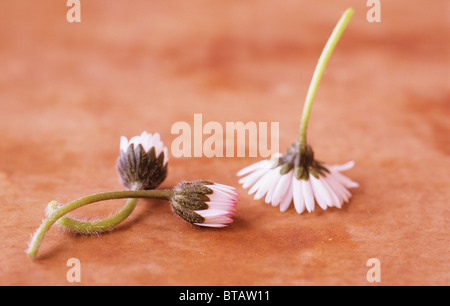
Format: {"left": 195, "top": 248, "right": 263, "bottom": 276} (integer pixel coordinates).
{"left": 272, "top": 142, "right": 329, "bottom": 180}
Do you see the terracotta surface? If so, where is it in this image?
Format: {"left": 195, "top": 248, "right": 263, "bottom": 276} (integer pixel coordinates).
{"left": 0, "top": 0, "right": 449, "bottom": 286}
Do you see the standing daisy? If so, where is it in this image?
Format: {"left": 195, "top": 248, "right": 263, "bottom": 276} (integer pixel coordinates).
{"left": 238, "top": 8, "right": 358, "bottom": 213}
{"left": 117, "top": 131, "right": 169, "bottom": 190}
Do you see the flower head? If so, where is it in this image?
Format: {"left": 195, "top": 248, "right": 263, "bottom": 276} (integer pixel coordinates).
{"left": 117, "top": 131, "right": 168, "bottom": 190}
{"left": 170, "top": 181, "right": 238, "bottom": 227}
{"left": 237, "top": 8, "right": 357, "bottom": 215}
{"left": 237, "top": 143, "right": 358, "bottom": 213}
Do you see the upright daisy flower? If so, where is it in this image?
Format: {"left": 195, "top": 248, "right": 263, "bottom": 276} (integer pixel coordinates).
{"left": 238, "top": 8, "right": 358, "bottom": 214}
{"left": 117, "top": 131, "right": 168, "bottom": 190}
{"left": 170, "top": 181, "right": 238, "bottom": 228}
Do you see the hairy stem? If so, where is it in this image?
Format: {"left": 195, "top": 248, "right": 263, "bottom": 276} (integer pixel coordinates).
{"left": 49, "top": 184, "right": 143, "bottom": 234}
{"left": 27, "top": 189, "right": 173, "bottom": 258}
{"left": 48, "top": 198, "right": 138, "bottom": 234}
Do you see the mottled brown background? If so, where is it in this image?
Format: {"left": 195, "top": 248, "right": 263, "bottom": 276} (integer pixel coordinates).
{"left": 0, "top": 0, "right": 448, "bottom": 285}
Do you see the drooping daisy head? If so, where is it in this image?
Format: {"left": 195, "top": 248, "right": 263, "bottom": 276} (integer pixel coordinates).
{"left": 237, "top": 9, "right": 358, "bottom": 215}
{"left": 237, "top": 142, "right": 358, "bottom": 214}
{"left": 117, "top": 131, "right": 168, "bottom": 190}
{"left": 170, "top": 181, "right": 238, "bottom": 228}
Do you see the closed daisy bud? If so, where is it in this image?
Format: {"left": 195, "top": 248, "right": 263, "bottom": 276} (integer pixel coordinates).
{"left": 170, "top": 181, "right": 238, "bottom": 228}
{"left": 117, "top": 131, "right": 168, "bottom": 190}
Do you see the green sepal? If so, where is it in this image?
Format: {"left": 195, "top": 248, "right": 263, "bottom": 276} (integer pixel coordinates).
{"left": 309, "top": 167, "right": 319, "bottom": 179}
{"left": 172, "top": 194, "right": 209, "bottom": 210}
{"left": 280, "top": 162, "right": 294, "bottom": 175}
{"left": 171, "top": 206, "right": 205, "bottom": 224}
{"left": 276, "top": 142, "right": 331, "bottom": 181}
{"left": 174, "top": 181, "right": 213, "bottom": 196}
{"left": 117, "top": 143, "right": 168, "bottom": 190}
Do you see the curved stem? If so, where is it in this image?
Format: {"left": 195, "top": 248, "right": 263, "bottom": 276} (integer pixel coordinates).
{"left": 49, "top": 184, "right": 142, "bottom": 234}
{"left": 298, "top": 7, "right": 354, "bottom": 149}
{"left": 26, "top": 189, "right": 174, "bottom": 258}
{"left": 49, "top": 198, "right": 139, "bottom": 234}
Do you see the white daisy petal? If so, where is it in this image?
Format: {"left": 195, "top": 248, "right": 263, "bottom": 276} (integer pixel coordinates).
{"left": 331, "top": 171, "right": 359, "bottom": 188}
{"left": 206, "top": 193, "right": 237, "bottom": 205}
{"left": 326, "top": 174, "right": 351, "bottom": 203}
{"left": 237, "top": 160, "right": 270, "bottom": 177}
{"left": 195, "top": 208, "right": 233, "bottom": 218}
{"left": 320, "top": 176, "right": 342, "bottom": 208}
{"left": 248, "top": 167, "right": 275, "bottom": 195}
{"left": 120, "top": 136, "right": 128, "bottom": 152}
{"left": 122, "top": 131, "right": 168, "bottom": 156}
{"left": 310, "top": 175, "right": 332, "bottom": 210}
{"left": 254, "top": 168, "right": 280, "bottom": 200}
{"left": 292, "top": 177, "right": 305, "bottom": 214}
{"left": 265, "top": 171, "right": 283, "bottom": 205}
{"left": 271, "top": 171, "right": 293, "bottom": 207}
{"left": 237, "top": 156, "right": 358, "bottom": 214}
{"left": 152, "top": 132, "right": 161, "bottom": 143}
{"left": 239, "top": 167, "right": 271, "bottom": 189}
{"left": 208, "top": 185, "right": 238, "bottom": 200}
{"left": 328, "top": 160, "right": 354, "bottom": 172}
{"left": 163, "top": 147, "right": 169, "bottom": 165}
{"left": 279, "top": 174, "right": 294, "bottom": 212}
{"left": 212, "top": 183, "right": 238, "bottom": 192}
{"left": 310, "top": 181, "right": 327, "bottom": 210}
{"left": 193, "top": 223, "right": 226, "bottom": 228}
{"left": 302, "top": 179, "right": 315, "bottom": 212}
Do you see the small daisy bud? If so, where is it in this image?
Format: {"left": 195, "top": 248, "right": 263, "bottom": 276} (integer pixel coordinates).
{"left": 117, "top": 131, "right": 168, "bottom": 190}
{"left": 170, "top": 181, "right": 238, "bottom": 228}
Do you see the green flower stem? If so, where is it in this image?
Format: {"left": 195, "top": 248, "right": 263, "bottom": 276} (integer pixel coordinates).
{"left": 26, "top": 189, "right": 174, "bottom": 258}
{"left": 49, "top": 184, "right": 142, "bottom": 234}
{"left": 298, "top": 7, "right": 354, "bottom": 151}
{"left": 48, "top": 198, "right": 138, "bottom": 234}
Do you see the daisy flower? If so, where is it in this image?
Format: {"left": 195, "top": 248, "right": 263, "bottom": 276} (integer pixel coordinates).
{"left": 117, "top": 131, "right": 168, "bottom": 190}
{"left": 237, "top": 147, "right": 358, "bottom": 213}
{"left": 27, "top": 134, "right": 239, "bottom": 258}
{"left": 238, "top": 8, "right": 358, "bottom": 213}
{"left": 170, "top": 181, "right": 238, "bottom": 228}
